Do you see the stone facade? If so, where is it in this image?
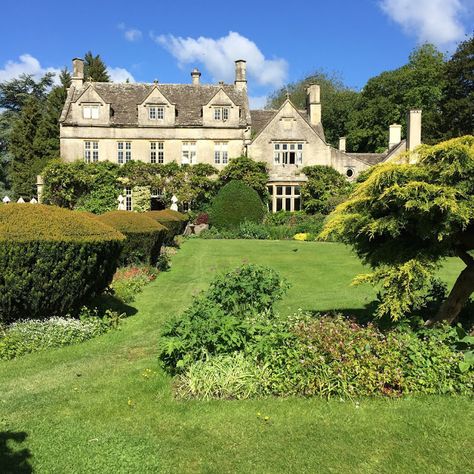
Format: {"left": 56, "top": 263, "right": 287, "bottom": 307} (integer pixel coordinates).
{"left": 59, "top": 58, "right": 419, "bottom": 211}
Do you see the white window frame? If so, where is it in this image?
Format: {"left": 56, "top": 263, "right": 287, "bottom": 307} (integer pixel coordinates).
{"left": 118, "top": 142, "right": 132, "bottom": 164}
{"left": 182, "top": 141, "right": 197, "bottom": 165}
{"left": 148, "top": 106, "right": 165, "bottom": 120}
{"left": 214, "top": 107, "right": 230, "bottom": 121}
{"left": 214, "top": 142, "right": 228, "bottom": 165}
{"left": 125, "top": 186, "right": 132, "bottom": 211}
{"left": 84, "top": 141, "right": 99, "bottom": 163}
{"left": 83, "top": 105, "right": 100, "bottom": 119}
{"left": 273, "top": 142, "right": 303, "bottom": 165}
{"left": 269, "top": 184, "right": 302, "bottom": 212}
{"left": 150, "top": 142, "right": 164, "bottom": 164}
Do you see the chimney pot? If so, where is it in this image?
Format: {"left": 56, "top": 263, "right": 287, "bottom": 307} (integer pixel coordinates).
{"left": 191, "top": 67, "right": 201, "bottom": 85}
{"left": 407, "top": 110, "right": 422, "bottom": 151}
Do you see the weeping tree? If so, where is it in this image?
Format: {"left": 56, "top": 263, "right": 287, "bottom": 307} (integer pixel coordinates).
{"left": 320, "top": 136, "right": 474, "bottom": 326}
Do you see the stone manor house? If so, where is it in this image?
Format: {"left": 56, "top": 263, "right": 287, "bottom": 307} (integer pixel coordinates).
{"left": 59, "top": 58, "right": 422, "bottom": 212}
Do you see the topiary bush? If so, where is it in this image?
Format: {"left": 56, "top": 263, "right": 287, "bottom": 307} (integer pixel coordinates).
{"left": 209, "top": 180, "right": 266, "bottom": 230}
{"left": 97, "top": 211, "right": 166, "bottom": 265}
{"left": 146, "top": 209, "right": 188, "bottom": 244}
{"left": 0, "top": 204, "right": 125, "bottom": 323}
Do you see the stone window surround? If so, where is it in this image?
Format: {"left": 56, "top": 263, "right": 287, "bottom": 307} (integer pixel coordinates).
{"left": 213, "top": 106, "right": 230, "bottom": 121}
{"left": 82, "top": 104, "right": 100, "bottom": 119}
{"left": 214, "top": 141, "right": 228, "bottom": 165}
{"left": 181, "top": 141, "right": 197, "bottom": 164}
{"left": 273, "top": 141, "right": 304, "bottom": 166}
{"left": 150, "top": 141, "right": 164, "bottom": 164}
{"left": 267, "top": 183, "right": 302, "bottom": 212}
{"left": 118, "top": 142, "right": 132, "bottom": 164}
{"left": 84, "top": 141, "right": 99, "bottom": 163}
{"left": 148, "top": 105, "right": 165, "bottom": 120}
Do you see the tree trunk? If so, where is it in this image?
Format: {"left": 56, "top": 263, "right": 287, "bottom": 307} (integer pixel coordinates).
{"left": 425, "top": 251, "right": 474, "bottom": 326}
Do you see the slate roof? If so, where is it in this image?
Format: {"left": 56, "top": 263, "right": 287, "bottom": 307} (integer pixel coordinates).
{"left": 61, "top": 82, "right": 251, "bottom": 127}
{"left": 346, "top": 140, "right": 408, "bottom": 165}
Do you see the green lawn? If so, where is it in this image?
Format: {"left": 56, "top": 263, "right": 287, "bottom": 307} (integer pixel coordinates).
{"left": 0, "top": 240, "right": 472, "bottom": 473}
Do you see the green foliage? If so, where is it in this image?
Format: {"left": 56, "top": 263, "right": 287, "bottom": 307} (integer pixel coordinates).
{"left": 0, "top": 308, "right": 122, "bottom": 360}
{"left": 97, "top": 211, "right": 166, "bottom": 265}
{"left": 301, "top": 165, "right": 353, "bottom": 214}
{"left": 132, "top": 186, "right": 151, "bottom": 212}
{"left": 0, "top": 204, "right": 124, "bottom": 322}
{"left": 110, "top": 265, "right": 158, "bottom": 303}
{"left": 158, "top": 264, "right": 289, "bottom": 372}
{"left": 219, "top": 156, "right": 269, "bottom": 201}
{"left": 146, "top": 209, "right": 188, "bottom": 244}
{"left": 84, "top": 51, "right": 110, "bottom": 82}
{"left": 321, "top": 136, "right": 474, "bottom": 322}
{"left": 209, "top": 180, "right": 266, "bottom": 230}
{"left": 440, "top": 34, "right": 474, "bottom": 139}
{"left": 267, "top": 70, "right": 358, "bottom": 147}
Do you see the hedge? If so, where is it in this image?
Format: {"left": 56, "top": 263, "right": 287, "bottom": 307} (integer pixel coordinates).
{"left": 0, "top": 204, "right": 125, "bottom": 323}
{"left": 146, "top": 209, "right": 188, "bottom": 244}
{"left": 209, "top": 180, "right": 266, "bottom": 230}
{"left": 97, "top": 211, "right": 167, "bottom": 265}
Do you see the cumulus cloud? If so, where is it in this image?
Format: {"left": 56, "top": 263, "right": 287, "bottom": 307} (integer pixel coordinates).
{"left": 153, "top": 31, "right": 288, "bottom": 88}
{"left": 0, "top": 54, "right": 61, "bottom": 82}
{"left": 249, "top": 95, "right": 268, "bottom": 109}
{"left": 107, "top": 67, "right": 135, "bottom": 83}
{"left": 379, "top": 0, "right": 467, "bottom": 46}
{"left": 118, "top": 23, "right": 143, "bottom": 42}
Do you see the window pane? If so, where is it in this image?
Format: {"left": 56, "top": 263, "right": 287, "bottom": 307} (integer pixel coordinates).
{"left": 267, "top": 186, "right": 273, "bottom": 195}
{"left": 223, "top": 108, "right": 229, "bottom": 120}
{"left": 285, "top": 198, "right": 291, "bottom": 211}
{"left": 276, "top": 198, "right": 283, "bottom": 211}
{"left": 91, "top": 107, "right": 99, "bottom": 119}
{"left": 294, "top": 186, "right": 301, "bottom": 195}
{"left": 276, "top": 186, "right": 283, "bottom": 195}
{"left": 294, "top": 197, "right": 301, "bottom": 211}
{"left": 274, "top": 144, "right": 280, "bottom": 150}
{"left": 297, "top": 143, "right": 303, "bottom": 150}
{"left": 286, "top": 186, "right": 292, "bottom": 195}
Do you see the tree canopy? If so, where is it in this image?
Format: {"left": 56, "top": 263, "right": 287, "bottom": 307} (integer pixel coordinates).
{"left": 320, "top": 136, "right": 474, "bottom": 325}
{"left": 84, "top": 51, "right": 110, "bottom": 82}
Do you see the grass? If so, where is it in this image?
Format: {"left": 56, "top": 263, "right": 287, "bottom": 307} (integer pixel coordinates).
{"left": 0, "top": 240, "right": 472, "bottom": 473}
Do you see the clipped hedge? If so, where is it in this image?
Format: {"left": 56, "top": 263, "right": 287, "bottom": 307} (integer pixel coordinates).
{"left": 209, "top": 180, "right": 266, "bottom": 230}
{"left": 97, "top": 211, "right": 166, "bottom": 265}
{"left": 0, "top": 204, "right": 125, "bottom": 323}
{"left": 146, "top": 209, "right": 188, "bottom": 244}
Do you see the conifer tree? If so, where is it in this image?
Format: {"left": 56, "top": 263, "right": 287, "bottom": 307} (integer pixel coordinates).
{"left": 84, "top": 51, "right": 110, "bottom": 82}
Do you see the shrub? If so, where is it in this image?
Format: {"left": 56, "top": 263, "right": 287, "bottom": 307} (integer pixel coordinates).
{"left": 97, "top": 211, "right": 166, "bottom": 265}
{"left": 174, "top": 352, "right": 267, "bottom": 400}
{"left": 209, "top": 180, "right": 266, "bottom": 230}
{"left": 111, "top": 265, "right": 158, "bottom": 303}
{"left": 158, "top": 264, "right": 289, "bottom": 372}
{"left": 194, "top": 212, "right": 209, "bottom": 225}
{"left": 0, "top": 308, "right": 122, "bottom": 360}
{"left": 146, "top": 209, "right": 188, "bottom": 244}
{"left": 0, "top": 204, "right": 125, "bottom": 323}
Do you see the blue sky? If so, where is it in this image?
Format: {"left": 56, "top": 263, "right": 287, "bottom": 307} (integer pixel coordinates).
{"left": 0, "top": 0, "right": 473, "bottom": 107}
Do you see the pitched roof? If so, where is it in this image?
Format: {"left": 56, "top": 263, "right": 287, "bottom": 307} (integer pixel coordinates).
{"left": 61, "top": 82, "right": 250, "bottom": 127}
{"left": 345, "top": 140, "right": 408, "bottom": 165}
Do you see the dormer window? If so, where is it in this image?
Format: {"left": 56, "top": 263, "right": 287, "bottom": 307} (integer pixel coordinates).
{"left": 148, "top": 106, "right": 164, "bottom": 120}
{"left": 214, "top": 107, "right": 229, "bottom": 121}
{"left": 83, "top": 105, "right": 100, "bottom": 119}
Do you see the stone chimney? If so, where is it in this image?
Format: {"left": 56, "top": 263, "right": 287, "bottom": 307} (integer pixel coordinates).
{"left": 234, "top": 60, "right": 247, "bottom": 90}
{"left": 71, "top": 58, "right": 84, "bottom": 87}
{"left": 306, "top": 84, "right": 321, "bottom": 125}
{"left": 191, "top": 68, "right": 201, "bottom": 85}
{"left": 389, "top": 124, "right": 402, "bottom": 149}
{"left": 339, "top": 137, "right": 346, "bottom": 152}
{"left": 407, "top": 109, "right": 422, "bottom": 151}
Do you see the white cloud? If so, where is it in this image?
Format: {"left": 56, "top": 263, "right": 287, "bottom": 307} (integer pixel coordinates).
{"left": 153, "top": 31, "right": 288, "bottom": 88}
{"left": 118, "top": 23, "right": 143, "bottom": 42}
{"left": 379, "top": 0, "right": 467, "bottom": 46}
{"left": 107, "top": 66, "right": 135, "bottom": 83}
{"left": 249, "top": 95, "right": 268, "bottom": 109}
{"left": 0, "top": 54, "right": 61, "bottom": 83}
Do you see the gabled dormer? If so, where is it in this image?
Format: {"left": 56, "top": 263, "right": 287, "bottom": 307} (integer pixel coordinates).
{"left": 203, "top": 88, "right": 240, "bottom": 127}
{"left": 71, "top": 84, "right": 110, "bottom": 126}
{"left": 138, "top": 85, "right": 176, "bottom": 126}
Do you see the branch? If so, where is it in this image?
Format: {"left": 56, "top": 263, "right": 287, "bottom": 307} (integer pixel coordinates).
{"left": 455, "top": 247, "right": 474, "bottom": 267}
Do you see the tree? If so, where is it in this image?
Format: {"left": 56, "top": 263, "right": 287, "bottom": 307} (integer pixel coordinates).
{"left": 84, "top": 51, "right": 110, "bottom": 82}
{"left": 320, "top": 136, "right": 474, "bottom": 326}
{"left": 219, "top": 156, "right": 269, "bottom": 201}
{"left": 440, "top": 34, "right": 474, "bottom": 138}
{"left": 267, "top": 71, "right": 358, "bottom": 147}
{"left": 300, "top": 165, "right": 353, "bottom": 214}
{"left": 9, "top": 97, "right": 46, "bottom": 197}
{"left": 347, "top": 44, "right": 446, "bottom": 152}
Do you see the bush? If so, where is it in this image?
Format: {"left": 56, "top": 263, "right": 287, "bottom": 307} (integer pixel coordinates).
{"left": 0, "top": 308, "right": 122, "bottom": 360}
{"left": 146, "top": 209, "right": 188, "bottom": 244}
{"left": 174, "top": 352, "right": 267, "bottom": 400}
{"left": 0, "top": 204, "right": 125, "bottom": 323}
{"left": 158, "top": 264, "right": 289, "bottom": 372}
{"left": 209, "top": 180, "right": 266, "bottom": 230}
{"left": 111, "top": 266, "right": 158, "bottom": 303}
{"left": 97, "top": 211, "right": 166, "bottom": 265}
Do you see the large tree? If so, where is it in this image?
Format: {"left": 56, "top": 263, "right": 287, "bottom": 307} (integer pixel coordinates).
{"left": 440, "top": 34, "right": 474, "bottom": 139}
{"left": 267, "top": 71, "right": 358, "bottom": 147}
{"left": 320, "top": 136, "right": 474, "bottom": 326}
{"left": 347, "top": 44, "right": 446, "bottom": 152}
{"left": 84, "top": 51, "right": 110, "bottom": 82}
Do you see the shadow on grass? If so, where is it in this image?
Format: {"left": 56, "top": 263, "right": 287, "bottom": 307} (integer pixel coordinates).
{"left": 0, "top": 431, "right": 32, "bottom": 473}
{"left": 90, "top": 294, "right": 138, "bottom": 318}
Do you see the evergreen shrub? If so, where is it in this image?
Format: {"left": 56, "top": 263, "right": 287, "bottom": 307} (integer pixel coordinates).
{"left": 209, "top": 180, "right": 266, "bottom": 230}
{"left": 97, "top": 211, "right": 166, "bottom": 265}
{"left": 0, "top": 204, "right": 125, "bottom": 322}
{"left": 146, "top": 209, "right": 188, "bottom": 244}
